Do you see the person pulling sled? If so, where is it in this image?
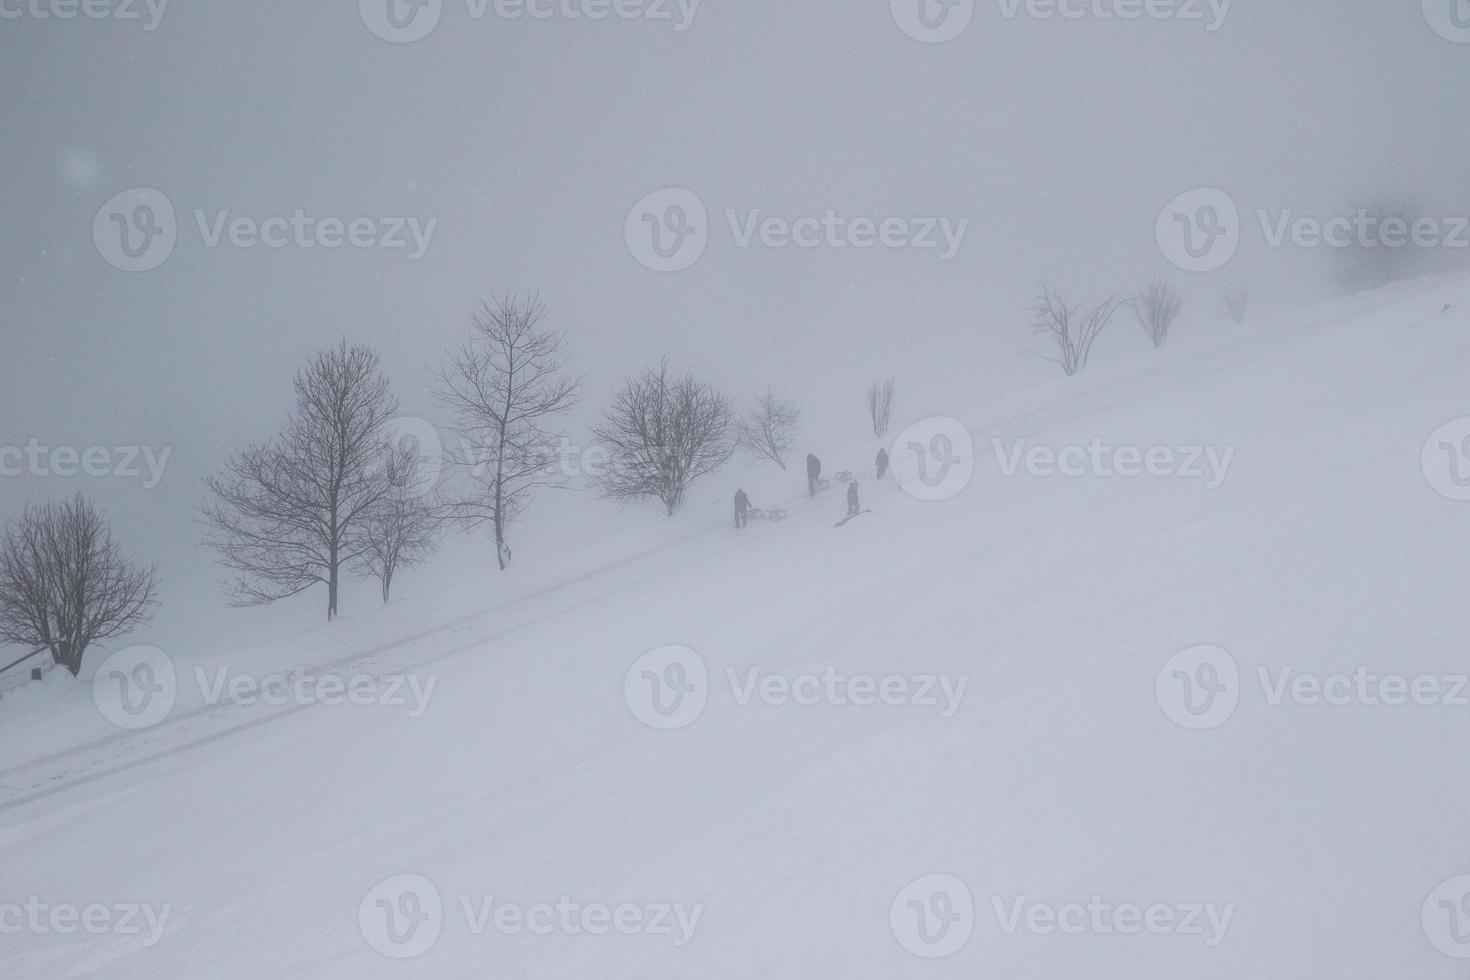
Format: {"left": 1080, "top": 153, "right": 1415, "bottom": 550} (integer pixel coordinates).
{"left": 734, "top": 488, "right": 753, "bottom": 529}
{"left": 807, "top": 453, "right": 822, "bottom": 498}
{"left": 875, "top": 447, "right": 889, "bottom": 480}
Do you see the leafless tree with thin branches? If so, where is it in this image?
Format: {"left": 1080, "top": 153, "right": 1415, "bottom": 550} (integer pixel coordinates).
{"left": 1133, "top": 275, "right": 1185, "bottom": 348}
{"left": 201, "top": 341, "right": 400, "bottom": 621}
{"left": 433, "top": 294, "right": 582, "bottom": 571}
{"left": 1220, "top": 284, "right": 1250, "bottom": 324}
{"left": 1029, "top": 285, "right": 1124, "bottom": 376}
{"left": 593, "top": 360, "right": 735, "bottom": 516}
{"left": 737, "top": 391, "right": 801, "bottom": 470}
{"left": 0, "top": 492, "right": 159, "bottom": 676}
{"left": 867, "top": 380, "right": 895, "bottom": 437}
{"left": 350, "top": 451, "right": 441, "bottom": 604}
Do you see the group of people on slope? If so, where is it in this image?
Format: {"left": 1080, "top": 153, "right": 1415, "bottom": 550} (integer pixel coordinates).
{"left": 734, "top": 446, "right": 891, "bottom": 529}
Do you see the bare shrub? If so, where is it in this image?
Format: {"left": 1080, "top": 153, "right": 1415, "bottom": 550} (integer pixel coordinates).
{"left": 1219, "top": 284, "right": 1250, "bottom": 324}
{"left": 351, "top": 451, "right": 442, "bottom": 604}
{"left": 867, "top": 380, "right": 895, "bottom": 437}
{"left": 593, "top": 360, "right": 735, "bottom": 516}
{"left": 1029, "top": 285, "right": 1124, "bottom": 376}
{"left": 737, "top": 391, "right": 801, "bottom": 470}
{"left": 0, "top": 492, "right": 159, "bottom": 676}
{"left": 1133, "top": 276, "right": 1184, "bottom": 348}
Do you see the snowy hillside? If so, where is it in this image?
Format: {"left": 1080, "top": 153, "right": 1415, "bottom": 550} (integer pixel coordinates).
{"left": 5, "top": 276, "right": 1470, "bottom": 978}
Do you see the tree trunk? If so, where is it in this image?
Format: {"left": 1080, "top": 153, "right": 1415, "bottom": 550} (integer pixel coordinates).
{"left": 493, "top": 418, "right": 509, "bottom": 571}
{"left": 327, "top": 558, "right": 339, "bottom": 621}
{"left": 57, "top": 640, "right": 80, "bottom": 676}
{"left": 381, "top": 567, "right": 392, "bottom": 604}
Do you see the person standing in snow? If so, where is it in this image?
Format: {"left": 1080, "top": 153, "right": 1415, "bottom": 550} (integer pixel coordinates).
{"left": 806, "top": 453, "right": 822, "bottom": 498}
{"left": 734, "top": 488, "right": 752, "bottom": 529}
{"left": 875, "top": 447, "right": 889, "bottom": 480}
{"left": 846, "top": 480, "right": 860, "bottom": 517}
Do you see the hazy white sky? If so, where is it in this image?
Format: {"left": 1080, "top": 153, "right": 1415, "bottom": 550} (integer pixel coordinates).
{"left": 2, "top": 0, "right": 1467, "bottom": 655}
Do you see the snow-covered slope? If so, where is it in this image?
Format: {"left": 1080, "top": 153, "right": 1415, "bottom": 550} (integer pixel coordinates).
{"left": 5, "top": 277, "right": 1470, "bottom": 978}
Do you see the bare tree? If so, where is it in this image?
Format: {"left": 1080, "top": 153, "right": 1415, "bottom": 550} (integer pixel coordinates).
{"left": 737, "top": 391, "right": 801, "bottom": 470}
{"left": 201, "top": 341, "right": 400, "bottom": 621}
{"left": 593, "top": 360, "right": 735, "bottom": 516}
{"left": 1332, "top": 199, "right": 1426, "bottom": 291}
{"left": 1132, "top": 276, "right": 1185, "bottom": 348}
{"left": 0, "top": 493, "right": 159, "bottom": 676}
{"left": 1219, "top": 284, "right": 1250, "bottom": 324}
{"left": 432, "top": 294, "right": 581, "bottom": 570}
{"left": 1029, "top": 285, "right": 1124, "bottom": 377}
{"left": 867, "top": 380, "right": 895, "bottom": 437}
{"left": 351, "top": 451, "right": 441, "bottom": 604}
